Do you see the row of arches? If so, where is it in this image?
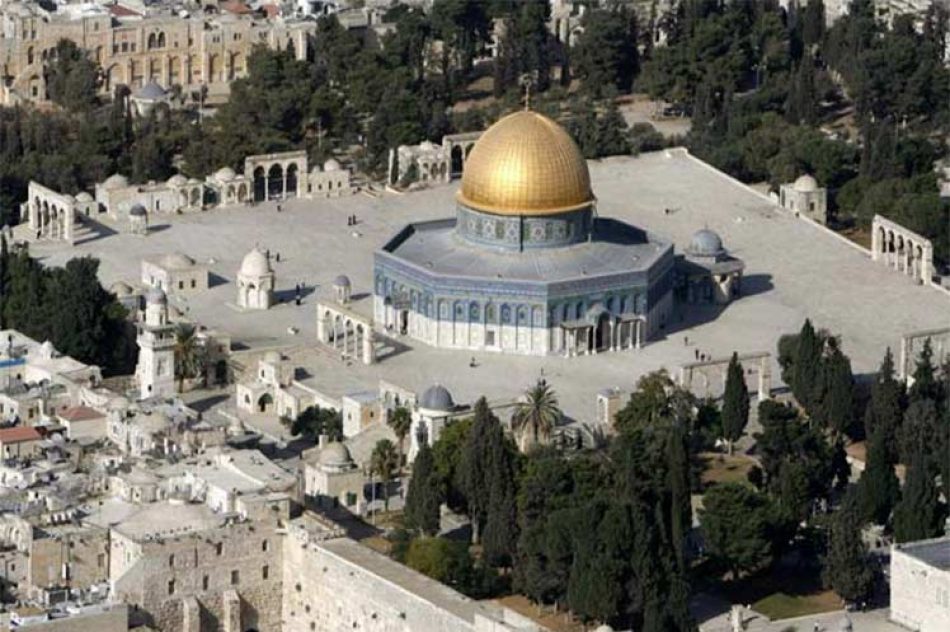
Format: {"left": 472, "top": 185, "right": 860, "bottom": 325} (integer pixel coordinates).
{"left": 101, "top": 52, "right": 246, "bottom": 91}
{"left": 29, "top": 193, "right": 75, "bottom": 242}
{"left": 871, "top": 218, "right": 934, "bottom": 284}
{"left": 251, "top": 163, "right": 300, "bottom": 202}
{"left": 316, "top": 304, "right": 375, "bottom": 364}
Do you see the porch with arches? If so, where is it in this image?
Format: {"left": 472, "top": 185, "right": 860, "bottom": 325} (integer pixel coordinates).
{"left": 315, "top": 302, "right": 376, "bottom": 365}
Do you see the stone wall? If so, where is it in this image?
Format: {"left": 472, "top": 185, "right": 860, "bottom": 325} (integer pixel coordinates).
{"left": 112, "top": 521, "right": 282, "bottom": 632}
{"left": 29, "top": 526, "right": 109, "bottom": 593}
{"left": 282, "top": 535, "right": 475, "bottom": 632}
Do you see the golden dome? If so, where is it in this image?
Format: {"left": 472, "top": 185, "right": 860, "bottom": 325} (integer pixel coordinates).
{"left": 457, "top": 110, "right": 594, "bottom": 216}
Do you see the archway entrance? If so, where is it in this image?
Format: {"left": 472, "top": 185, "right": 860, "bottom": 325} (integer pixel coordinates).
{"left": 257, "top": 393, "right": 274, "bottom": 413}
{"left": 215, "top": 360, "right": 228, "bottom": 385}
{"left": 451, "top": 145, "right": 463, "bottom": 175}
{"left": 267, "top": 164, "right": 284, "bottom": 200}
{"left": 285, "top": 163, "right": 298, "bottom": 198}
{"left": 253, "top": 167, "right": 266, "bottom": 202}
{"left": 594, "top": 312, "right": 610, "bottom": 352}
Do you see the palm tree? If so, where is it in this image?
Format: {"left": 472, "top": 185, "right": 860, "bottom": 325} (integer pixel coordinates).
{"left": 173, "top": 324, "right": 204, "bottom": 393}
{"left": 388, "top": 406, "right": 412, "bottom": 467}
{"left": 511, "top": 379, "right": 561, "bottom": 452}
{"left": 370, "top": 439, "right": 399, "bottom": 511}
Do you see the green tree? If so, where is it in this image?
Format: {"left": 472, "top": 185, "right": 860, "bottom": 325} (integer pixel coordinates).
{"left": 909, "top": 338, "right": 939, "bottom": 403}
{"left": 404, "top": 442, "right": 443, "bottom": 535}
{"left": 510, "top": 379, "right": 561, "bottom": 452}
{"left": 721, "top": 352, "right": 750, "bottom": 454}
{"left": 864, "top": 348, "right": 904, "bottom": 458}
{"left": 44, "top": 39, "right": 100, "bottom": 113}
{"left": 899, "top": 398, "right": 940, "bottom": 466}
{"left": 572, "top": 7, "right": 639, "bottom": 97}
{"left": 792, "top": 319, "right": 822, "bottom": 411}
{"left": 388, "top": 405, "right": 412, "bottom": 466}
{"left": 173, "top": 324, "right": 205, "bottom": 393}
{"left": 481, "top": 418, "right": 519, "bottom": 568}
{"left": 822, "top": 496, "right": 876, "bottom": 604}
{"left": 290, "top": 406, "right": 343, "bottom": 441}
{"left": 370, "top": 439, "right": 400, "bottom": 511}
{"left": 700, "top": 483, "right": 776, "bottom": 580}
{"left": 459, "top": 398, "right": 494, "bottom": 541}
{"left": 814, "top": 338, "right": 855, "bottom": 437}
{"left": 857, "top": 429, "right": 900, "bottom": 526}
{"left": 431, "top": 417, "right": 472, "bottom": 513}
{"left": 893, "top": 450, "right": 944, "bottom": 543}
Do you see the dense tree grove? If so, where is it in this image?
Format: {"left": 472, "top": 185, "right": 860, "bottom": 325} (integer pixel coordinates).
{"left": 640, "top": 0, "right": 949, "bottom": 263}
{"left": 0, "top": 238, "right": 136, "bottom": 375}
{"left": 403, "top": 376, "right": 698, "bottom": 628}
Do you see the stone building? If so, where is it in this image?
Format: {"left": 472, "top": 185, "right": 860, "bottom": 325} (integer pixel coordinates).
{"left": 375, "top": 110, "right": 675, "bottom": 357}
{"left": 780, "top": 174, "right": 828, "bottom": 224}
{"left": 0, "top": 425, "right": 43, "bottom": 460}
{"left": 109, "top": 501, "right": 284, "bottom": 632}
{"left": 0, "top": 2, "right": 316, "bottom": 105}
{"left": 891, "top": 536, "right": 950, "bottom": 632}
{"left": 677, "top": 229, "right": 745, "bottom": 304}
{"left": 301, "top": 439, "right": 364, "bottom": 511}
{"left": 141, "top": 253, "right": 209, "bottom": 296}
{"left": 236, "top": 248, "right": 275, "bottom": 311}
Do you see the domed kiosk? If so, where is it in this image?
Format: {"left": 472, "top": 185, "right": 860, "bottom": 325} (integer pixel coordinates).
{"left": 374, "top": 110, "right": 674, "bottom": 356}
{"left": 237, "top": 248, "right": 275, "bottom": 310}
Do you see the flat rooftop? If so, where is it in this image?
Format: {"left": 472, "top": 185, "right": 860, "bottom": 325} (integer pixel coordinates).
{"left": 381, "top": 217, "right": 670, "bottom": 285}
{"left": 895, "top": 536, "right": 950, "bottom": 570}
{"left": 26, "top": 148, "right": 950, "bottom": 424}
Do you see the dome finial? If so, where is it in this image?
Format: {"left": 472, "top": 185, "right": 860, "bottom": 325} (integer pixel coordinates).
{"left": 519, "top": 72, "right": 536, "bottom": 111}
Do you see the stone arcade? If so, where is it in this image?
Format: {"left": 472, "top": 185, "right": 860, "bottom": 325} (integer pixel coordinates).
{"left": 374, "top": 110, "right": 679, "bottom": 357}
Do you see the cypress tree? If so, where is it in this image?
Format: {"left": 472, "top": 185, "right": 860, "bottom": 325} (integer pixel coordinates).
{"left": 864, "top": 348, "right": 904, "bottom": 460}
{"left": 792, "top": 319, "right": 822, "bottom": 412}
{"left": 893, "top": 450, "right": 944, "bottom": 543}
{"left": 481, "top": 422, "right": 519, "bottom": 568}
{"left": 459, "top": 397, "right": 493, "bottom": 542}
{"left": 721, "top": 352, "right": 750, "bottom": 455}
{"left": 909, "top": 338, "right": 939, "bottom": 403}
{"left": 822, "top": 497, "right": 875, "bottom": 604}
{"left": 857, "top": 429, "right": 900, "bottom": 526}
{"left": 817, "top": 341, "right": 855, "bottom": 437}
{"left": 404, "top": 442, "right": 443, "bottom": 536}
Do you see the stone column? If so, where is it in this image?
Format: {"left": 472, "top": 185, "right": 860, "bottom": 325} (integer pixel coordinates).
{"left": 64, "top": 208, "right": 73, "bottom": 243}
{"left": 921, "top": 245, "right": 933, "bottom": 285}
{"left": 871, "top": 222, "right": 880, "bottom": 261}
{"left": 363, "top": 329, "right": 375, "bottom": 365}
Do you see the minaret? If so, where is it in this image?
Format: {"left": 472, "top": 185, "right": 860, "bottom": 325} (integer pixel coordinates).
{"left": 135, "top": 287, "right": 176, "bottom": 399}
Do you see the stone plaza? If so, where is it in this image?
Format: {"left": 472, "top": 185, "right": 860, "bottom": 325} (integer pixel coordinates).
{"left": 25, "top": 148, "right": 950, "bottom": 423}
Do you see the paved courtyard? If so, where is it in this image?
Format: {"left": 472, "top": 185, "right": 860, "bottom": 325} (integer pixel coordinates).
{"left": 26, "top": 149, "right": 950, "bottom": 423}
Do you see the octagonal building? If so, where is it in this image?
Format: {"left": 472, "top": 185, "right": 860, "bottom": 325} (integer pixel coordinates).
{"left": 373, "top": 110, "right": 675, "bottom": 356}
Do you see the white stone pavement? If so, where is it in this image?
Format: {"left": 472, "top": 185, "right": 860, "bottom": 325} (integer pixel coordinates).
{"left": 23, "top": 149, "right": 950, "bottom": 424}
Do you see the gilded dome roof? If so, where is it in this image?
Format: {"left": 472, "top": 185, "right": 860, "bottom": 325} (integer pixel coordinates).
{"left": 457, "top": 111, "right": 593, "bottom": 216}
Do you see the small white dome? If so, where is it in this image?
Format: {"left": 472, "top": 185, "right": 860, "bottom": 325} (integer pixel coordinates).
{"left": 214, "top": 167, "right": 236, "bottom": 182}
{"left": 318, "top": 442, "right": 352, "bottom": 468}
{"left": 167, "top": 174, "right": 187, "bottom": 187}
{"left": 102, "top": 174, "right": 129, "bottom": 190}
{"left": 323, "top": 158, "right": 341, "bottom": 172}
{"left": 419, "top": 141, "right": 436, "bottom": 151}
{"left": 75, "top": 191, "right": 93, "bottom": 203}
{"left": 793, "top": 174, "right": 818, "bottom": 192}
{"left": 240, "top": 248, "right": 271, "bottom": 277}
{"left": 263, "top": 350, "right": 283, "bottom": 365}
{"left": 333, "top": 274, "right": 351, "bottom": 288}
{"left": 161, "top": 253, "right": 195, "bottom": 269}
{"left": 129, "top": 203, "right": 147, "bottom": 217}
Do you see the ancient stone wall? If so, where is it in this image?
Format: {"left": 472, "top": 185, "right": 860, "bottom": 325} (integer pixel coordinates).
{"left": 112, "top": 521, "right": 282, "bottom": 632}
